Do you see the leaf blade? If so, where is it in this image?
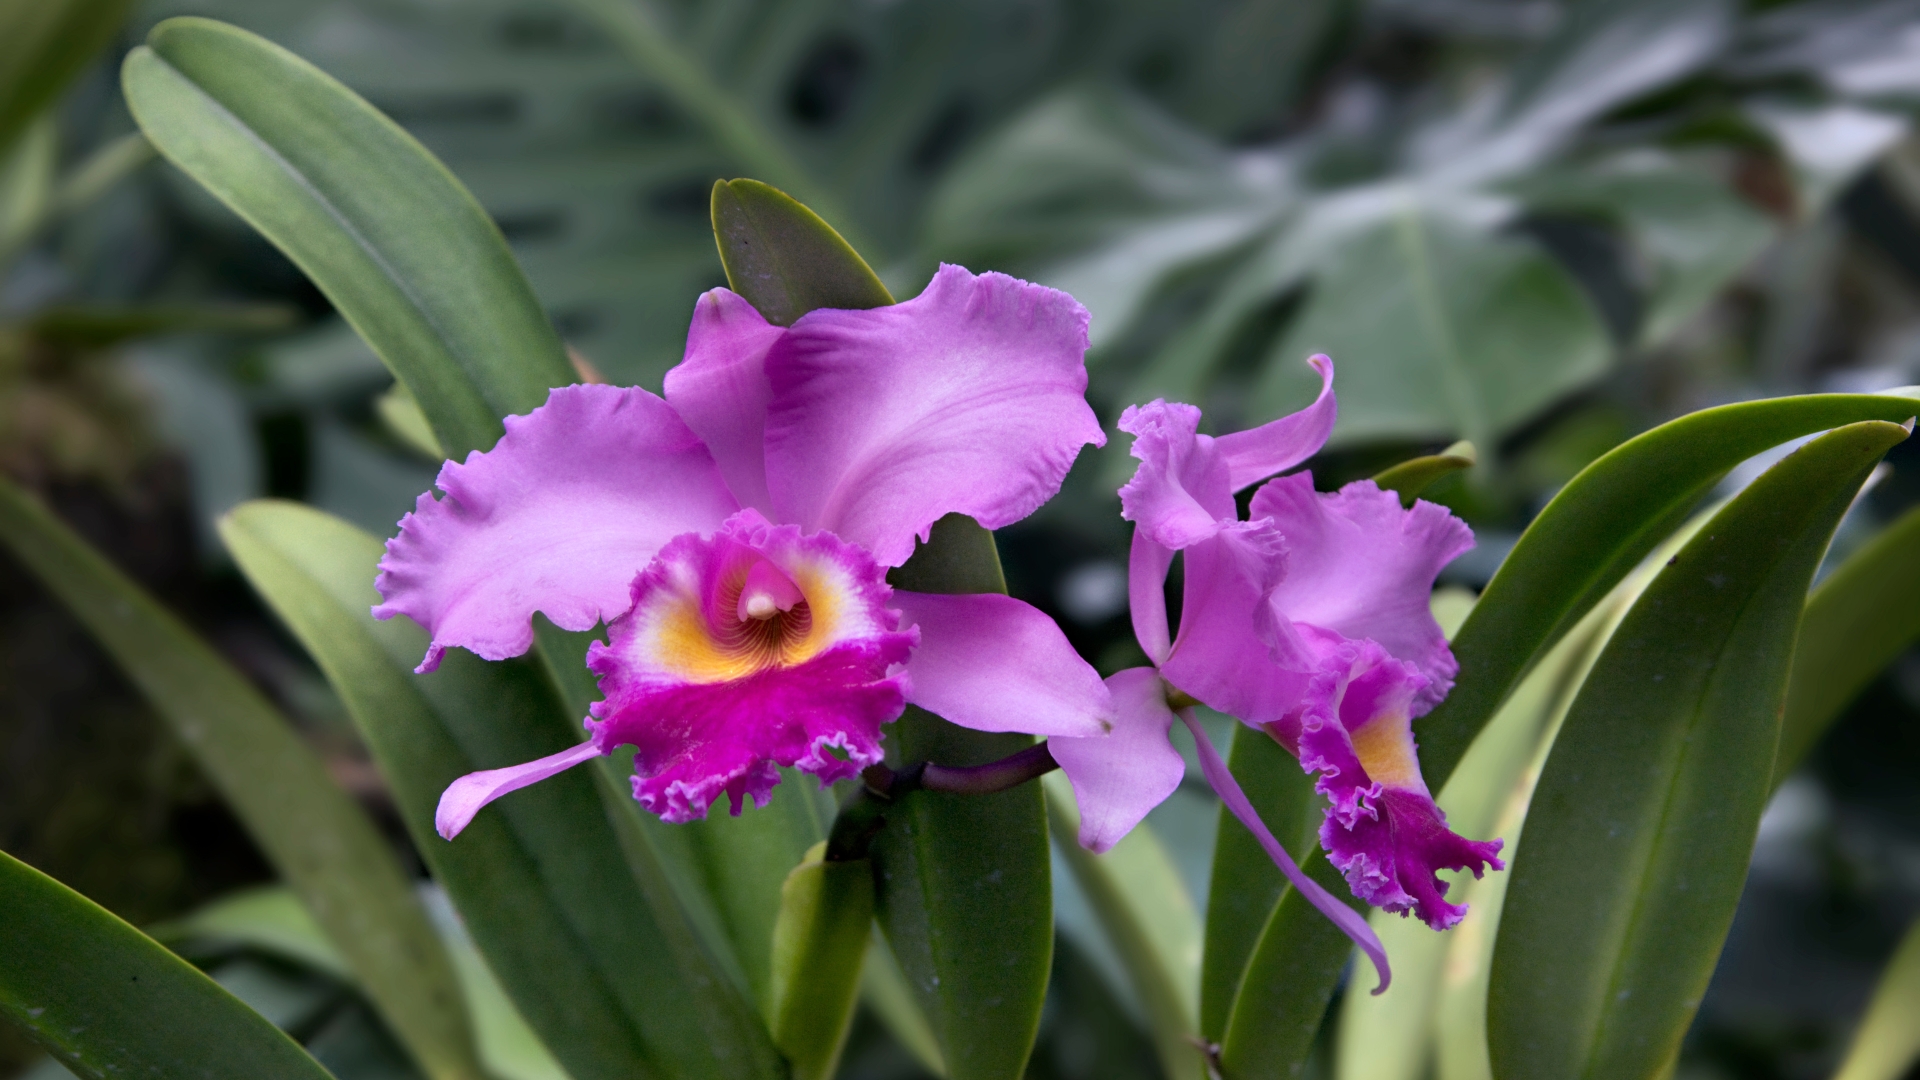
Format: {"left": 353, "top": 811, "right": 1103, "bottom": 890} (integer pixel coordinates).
{"left": 121, "top": 17, "right": 573, "bottom": 459}
{"left": 0, "top": 478, "right": 484, "bottom": 1080}
{"left": 1419, "top": 391, "right": 1920, "bottom": 792}
{"left": 1488, "top": 419, "right": 1910, "bottom": 1080}
{"left": 0, "top": 851, "right": 336, "bottom": 1080}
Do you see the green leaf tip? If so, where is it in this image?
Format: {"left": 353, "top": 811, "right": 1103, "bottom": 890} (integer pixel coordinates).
{"left": 710, "top": 178, "right": 892, "bottom": 327}
{"left": 1372, "top": 440, "right": 1476, "bottom": 506}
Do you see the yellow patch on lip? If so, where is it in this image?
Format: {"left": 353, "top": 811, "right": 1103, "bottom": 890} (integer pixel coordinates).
{"left": 1349, "top": 709, "right": 1423, "bottom": 791}
{"left": 648, "top": 558, "right": 846, "bottom": 684}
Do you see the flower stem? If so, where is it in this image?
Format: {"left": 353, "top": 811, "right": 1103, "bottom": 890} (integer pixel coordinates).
{"left": 823, "top": 742, "right": 1060, "bottom": 861}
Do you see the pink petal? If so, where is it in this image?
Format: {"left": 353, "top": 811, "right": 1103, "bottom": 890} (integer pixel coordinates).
{"left": 1129, "top": 530, "right": 1175, "bottom": 666}
{"left": 1216, "top": 354, "right": 1337, "bottom": 492}
{"left": 894, "top": 591, "right": 1113, "bottom": 738}
{"left": 374, "top": 385, "right": 739, "bottom": 672}
{"left": 762, "top": 264, "right": 1105, "bottom": 567}
{"left": 1048, "top": 667, "right": 1186, "bottom": 853}
{"left": 1179, "top": 709, "right": 1391, "bottom": 994}
{"left": 586, "top": 511, "right": 913, "bottom": 822}
{"left": 1249, "top": 475, "right": 1473, "bottom": 709}
{"left": 663, "top": 289, "right": 785, "bottom": 513}
{"left": 435, "top": 741, "right": 602, "bottom": 840}
{"left": 1158, "top": 521, "right": 1317, "bottom": 726}
{"left": 1116, "top": 399, "right": 1233, "bottom": 550}
{"left": 1290, "top": 640, "right": 1503, "bottom": 930}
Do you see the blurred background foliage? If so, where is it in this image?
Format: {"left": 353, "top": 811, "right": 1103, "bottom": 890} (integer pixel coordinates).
{"left": 6, "top": 0, "right": 1920, "bottom": 1077}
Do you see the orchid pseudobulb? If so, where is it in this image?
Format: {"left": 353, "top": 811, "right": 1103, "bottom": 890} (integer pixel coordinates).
{"left": 1051, "top": 355, "right": 1502, "bottom": 991}
{"left": 373, "top": 265, "right": 1116, "bottom": 837}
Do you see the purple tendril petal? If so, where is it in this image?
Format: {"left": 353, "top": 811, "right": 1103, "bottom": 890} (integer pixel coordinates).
{"left": 1178, "top": 709, "right": 1391, "bottom": 995}
{"left": 434, "top": 740, "right": 602, "bottom": 840}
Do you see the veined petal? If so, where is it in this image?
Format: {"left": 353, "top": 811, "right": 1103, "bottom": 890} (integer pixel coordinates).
{"left": 374, "top": 384, "right": 739, "bottom": 672}
{"left": 586, "top": 511, "right": 913, "bottom": 822}
{"left": 1116, "top": 399, "right": 1232, "bottom": 550}
{"left": 434, "top": 741, "right": 602, "bottom": 840}
{"left": 894, "top": 591, "right": 1113, "bottom": 738}
{"left": 1159, "top": 521, "right": 1316, "bottom": 726}
{"left": 1291, "top": 640, "right": 1504, "bottom": 930}
{"left": 1129, "top": 530, "right": 1175, "bottom": 666}
{"left": 1216, "top": 354, "right": 1336, "bottom": 492}
{"left": 762, "top": 264, "right": 1105, "bottom": 567}
{"left": 1250, "top": 474, "right": 1473, "bottom": 709}
{"left": 663, "top": 288, "right": 784, "bottom": 512}
{"left": 1048, "top": 667, "right": 1185, "bottom": 853}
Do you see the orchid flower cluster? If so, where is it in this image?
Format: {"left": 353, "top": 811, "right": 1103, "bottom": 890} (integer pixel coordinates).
{"left": 373, "top": 264, "right": 1503, "bottom": 982}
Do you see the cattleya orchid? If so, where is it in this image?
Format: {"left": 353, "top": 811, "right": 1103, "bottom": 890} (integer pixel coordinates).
{"left": 1051, "top": 355, "right": 1503, "bottom": 985}
{"left": 374, "top": 265, "right": 1116, "bottom": 837}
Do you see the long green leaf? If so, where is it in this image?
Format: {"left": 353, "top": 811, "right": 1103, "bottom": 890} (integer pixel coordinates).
{"left": 1418, "top": 391, "right": 1920, "bottom": 792}
{"left": 768, "top": 846, "right": 875, "bottom": 1080}
{"left": 0, "top": 852, "right": 334, "bottom": 1080}
{"left": 219, "top": 500, "right": 779, "bottom": 1080}
{"left": 711, "top": 178, "right": 1054, "bottom": 1080}
{"left": 1776, "top": 502, "right": 1920, "bottom": 784}
{"left": 0, "top": 0, "right": 137, "bottom": 154}
{"left": 121, "top": 16, "right": 573, "bottom": 460}
{"left": 1044, "top": 773, "right": 1205, "bottom": 1080}
{"left": 0, "top": 478, "right": 483, "bottom": 1080}
{"left": 1489, "top": 419, "right": 1910, "bottom": 1080}
{"left": 1833, "top": 914, "right": 1920, "bottom": 1080}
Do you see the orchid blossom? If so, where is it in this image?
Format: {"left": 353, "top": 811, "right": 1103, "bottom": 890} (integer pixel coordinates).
{"left": 374, "top": 265, "right": 1116, "bottom": 838}
{"left": 1050, "top": 355, "right": 1503, "bottom": 987}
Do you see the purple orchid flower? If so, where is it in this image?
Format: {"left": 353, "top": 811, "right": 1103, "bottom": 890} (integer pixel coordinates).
{"left": 1050, "top": 355, "right": 1504, "bottom": 988}
{"left": 373, "top": 265, "right": 1117, "bottom": 838}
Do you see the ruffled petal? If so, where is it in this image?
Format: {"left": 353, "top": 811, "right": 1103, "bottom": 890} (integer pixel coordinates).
{"left": 1116, "top": 400, "right": 1233, "bottom": 550}
{"left": 1290, "top": 640, "right": 1504, "bottom": 930}
{"left": 374, "top": 384, "right": 739, "bottom": 672}
{"left": 894, "top": 591, "right": 1112, "bottom": 738}
{"left": 762, "top": 264, "right": 1105, "bottom": 567}
{"left": 1216, "top": 354, "right": 1336, "bottom": 492}
{"left": 586, "top": 511, "right": 913, "bottom": 822}
{"left": 1048, "top": 667, "right": 1186, "bottom": 853}
{"left": 1158, "top": 521, "right": 1317, "bottom": 726}
{"left": 434, "top": 741, "right": 602, "bottom": 840}
{"left": 1249, "top": 474, "right": 1473, "bottom": 708}
{"left": 663, "top": 288, "right": 784, "bottom": 513}
{"left": 1129, "top": 530, "right": 1175, "bottom": 666}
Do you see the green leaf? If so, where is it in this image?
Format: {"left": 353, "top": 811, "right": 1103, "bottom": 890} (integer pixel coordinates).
{"left": 870, "top": 712, "right": 1052, "bottom": 1080}
{"left": 860, "top": 929, "right": 948, "bottom": 1077}
{"left": 1044, "top": 773, "right": 1205, "bottom": 1080}
{"left": 218, "top": 500, "right": 780, "bottom": 1080}
{"left": 1776, "top": 502, "right": 1920, "bottom": 784}
{"left": 768, "top": 844, "right": 876, "bottom": 1080}
{"left": 0, "top": 478, "right": 484, "bottom": 1080}
{"left": 1372, "top": 441, "right": 1476, "bottom": 507}
{"left": 1833, "top": 914, "right": 1920, "bottom": 1080}
{"left": 0, "top": 851, "right": 334, "bottom": 1080}
{"left": 159, "top": 885, "right": 570, "bottom": 1080}
{"left": 121, "top": 16, "right": 574, "bottom": 460}
{"left": 1489, "top": 419, "right": 1911, "bottom": 1080}
{"left": 710, "top": 178, "right": 1050, "bottom": 1080}
{"left": 1417, "top": 390, "right": 1920, "bottom": 794}
{"left": 711, "top": 177, "right": 894, "bottom": 326}
{"left": 0, "top": 0, "right": 138, "bottom": 154}
{"left": 1254, "top": 207, "right": 1611, "bottom": 454}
